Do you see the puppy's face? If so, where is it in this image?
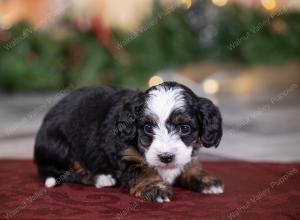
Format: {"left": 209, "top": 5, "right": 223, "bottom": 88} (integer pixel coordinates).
{"left": 135, "top": 82, "right": 222, "bottom": 173}
{"left": 137, "top": 86, "right": 196, "bottom": 171}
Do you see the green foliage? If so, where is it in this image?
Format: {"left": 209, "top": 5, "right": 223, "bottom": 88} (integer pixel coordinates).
{"left": 216, "top": 4, "right": 300, "bottom": 64}
{"left": 113, "top": 3, "right": 201, "bottom": 87}
{"left": 0, "top": 23, "right": 60, "bottom": 91}
{"left": 0, "top": 22, "right": 115, "bottom": 91}
{"left": 0, "top": 2, "right": 300, "bottom": 92}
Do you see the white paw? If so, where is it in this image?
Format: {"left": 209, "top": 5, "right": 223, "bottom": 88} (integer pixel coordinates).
{"left": 201, "top": 185, "right": 224, "bottom": 194}
{"left": 155, "top": 196, "right": 171, "bottom": 203}
{"left": 45, "top": 177, "right": 57, "bottom": 188}
{"left": 94, "top": 174, "right": 116, "bottom": 188}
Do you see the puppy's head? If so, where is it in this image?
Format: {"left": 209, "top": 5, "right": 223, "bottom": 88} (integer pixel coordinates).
{"left": 118, "top": 82, "right": 222, "bottom": 172}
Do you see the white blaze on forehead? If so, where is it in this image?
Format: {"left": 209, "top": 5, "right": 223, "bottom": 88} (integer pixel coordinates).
{"left": 144, "top": 86, "right": 192, "bottom": 184}
{"left": 145, "top": 86, "right": 185, "bottom": 124}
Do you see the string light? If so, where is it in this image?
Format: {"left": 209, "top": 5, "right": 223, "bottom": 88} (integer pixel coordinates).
{"left": 202, "top": 79, "right": 220, "bottom": 94}
{"left": 148, "top": 76, "right": 164, "bottom": 87}
{"left": 261, "top": 0, "right": 277, "bottom": 10}
{"left": 211, "top": 0, "right": 228, "bottom": 7}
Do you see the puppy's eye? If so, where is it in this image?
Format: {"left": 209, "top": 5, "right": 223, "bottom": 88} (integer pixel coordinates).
{"left": 144, "top": 124, "right": 154, "bottom": 135}
{"left": 178, "top": 124, "right": 191, "bottom": 136}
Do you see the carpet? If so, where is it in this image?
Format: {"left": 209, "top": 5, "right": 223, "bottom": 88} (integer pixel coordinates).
{"left": 0, "top": 160, "right": 299, "bottom": 220}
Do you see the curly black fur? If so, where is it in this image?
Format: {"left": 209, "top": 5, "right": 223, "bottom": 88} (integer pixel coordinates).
{"left": 34, "top": 82, "right": 223, "bottom": 200}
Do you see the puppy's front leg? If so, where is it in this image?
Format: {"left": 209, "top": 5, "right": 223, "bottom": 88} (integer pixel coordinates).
{"left": 129, "top": 167, "right": 173, "bottom": 202}
{"left": 176, "top": 162, "right": 224, "bottom": 194}
{"left": 120, "top": 148, "right": 173, "bottom": 202}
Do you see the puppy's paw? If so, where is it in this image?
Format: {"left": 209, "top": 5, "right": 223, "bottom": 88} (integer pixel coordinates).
{"left": 94, "top": 174, "right": 116, "bottom": 188}
{"left": 140, "top": 184, "right": 173, "bottom": 203}
{"left": 200, "top": 177, "right": 224, "bottom": 195}
{"left": 131, "top": 181, "right": 173, "bottom": 203}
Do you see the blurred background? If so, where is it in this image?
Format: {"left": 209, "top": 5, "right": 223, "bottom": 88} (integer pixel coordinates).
{"left": 0, "top": 0, "right": 299, "bottom": 162}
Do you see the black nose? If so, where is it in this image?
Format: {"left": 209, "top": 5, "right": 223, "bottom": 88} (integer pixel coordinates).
{"left": 158, "top": 153, "right": 175, "bottom": 164}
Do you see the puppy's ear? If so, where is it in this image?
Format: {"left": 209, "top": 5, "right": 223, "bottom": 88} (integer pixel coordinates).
{"left": 115, "top": 94, "right": 144, "bottom": 143}
{"left": 195, "top": 97, "right": 222, "bottom": 148}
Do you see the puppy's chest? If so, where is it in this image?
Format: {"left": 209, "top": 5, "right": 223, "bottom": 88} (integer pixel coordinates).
{"left": 157, "top": 168, "right": 182, "bottom": 184}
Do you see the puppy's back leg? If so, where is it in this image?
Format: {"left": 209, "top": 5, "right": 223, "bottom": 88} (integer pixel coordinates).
{"left": 37, "top": 166, "right": 72, "bottom": 188}
{"left": 34, "top": 130, "right": 73, "bottom": 187}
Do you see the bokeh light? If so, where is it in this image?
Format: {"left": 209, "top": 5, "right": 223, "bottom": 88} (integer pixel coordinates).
{"left": 211, "top": 0, "right": 228, "bottom": 7}
{"left": 182, "top": 0, "right": 192, "bottom": 9}
{"left": 148, "top": 76, "right": 164, "bottom": 87}
{"left": 261, "top": 0, "right": 277, "bottom": 10}
{"left": 202, "top": 79, "right": 220, "bottom": 94}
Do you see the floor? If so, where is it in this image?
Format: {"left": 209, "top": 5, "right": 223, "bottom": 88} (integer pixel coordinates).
{"left": 1, "top": 160, "right": 300, "bottom": 220}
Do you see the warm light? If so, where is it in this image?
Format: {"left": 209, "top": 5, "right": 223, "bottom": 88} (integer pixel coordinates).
{"left": 148, "top": 76, "right": 164, "bottom": 87}
{"left": 202, "top": 79, "right": 220, "bottom": 94}
{"left": 182, "top": 0, "right": 192, "bottom": 9}
{"left": 272, "top": 19, "right": 287, "bottom": 34}
{"left": 211, "top": 0, "right": 228, "bottom": 7}
{"left": 261, "top": 0, "right": 277, "bottom": 10}
{"left": 232, "top": 74, "right": 255, "bottom": 94}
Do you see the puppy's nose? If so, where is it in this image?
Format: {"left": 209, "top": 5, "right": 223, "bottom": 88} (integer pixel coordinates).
{"left": 158, "top": 153, "right": 175, "bottom": 164}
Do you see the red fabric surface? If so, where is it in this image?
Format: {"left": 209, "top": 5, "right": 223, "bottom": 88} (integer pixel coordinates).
{"left": 0, "top": 160, "right": 299, "bottom": 220}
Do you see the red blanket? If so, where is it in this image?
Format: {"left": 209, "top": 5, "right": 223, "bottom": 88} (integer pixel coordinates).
{"left": 0, "top": 160, "right": 299, "bottom": 220}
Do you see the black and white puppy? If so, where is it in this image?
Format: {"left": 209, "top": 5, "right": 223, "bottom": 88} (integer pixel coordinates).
{"left": 34, "top": 81, "right": 223, "bottom": 202}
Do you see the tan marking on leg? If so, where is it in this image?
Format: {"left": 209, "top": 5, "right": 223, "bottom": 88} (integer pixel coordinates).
{"left": 121, "top": 147, "right": 145, "bottom": 164}
{"left": 177, "top": 162, "right": 223, "bottom": 193}
{"left": 120, "top": 147, "right": 172, "bottom": 201}
{"left": 72, "top": 161, "right": 94, "bottom": 185}
{"left": 177, "top": 162, "right": 203, "bottom": 184}
{"left": 202, "top": 176, "right": 213, "bottom": 184}
{"left": 129, "top": 167, "right": 163, "bottom": 197}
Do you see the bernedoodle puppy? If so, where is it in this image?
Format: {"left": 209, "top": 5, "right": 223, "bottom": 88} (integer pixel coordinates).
{"left": 34, "top": 81, "right": 224, "bottom": 202}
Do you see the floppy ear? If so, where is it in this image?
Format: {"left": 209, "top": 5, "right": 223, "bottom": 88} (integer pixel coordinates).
{"left": 195, "top": 97, "right": 223, "bottom": 148}
{"left": 115, "top": 94, "right": 144, "bottom": 143}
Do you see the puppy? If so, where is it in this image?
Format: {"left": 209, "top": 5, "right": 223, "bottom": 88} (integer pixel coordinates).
{"left": 34, "top": 81, "right": 223, "bottom": 202}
